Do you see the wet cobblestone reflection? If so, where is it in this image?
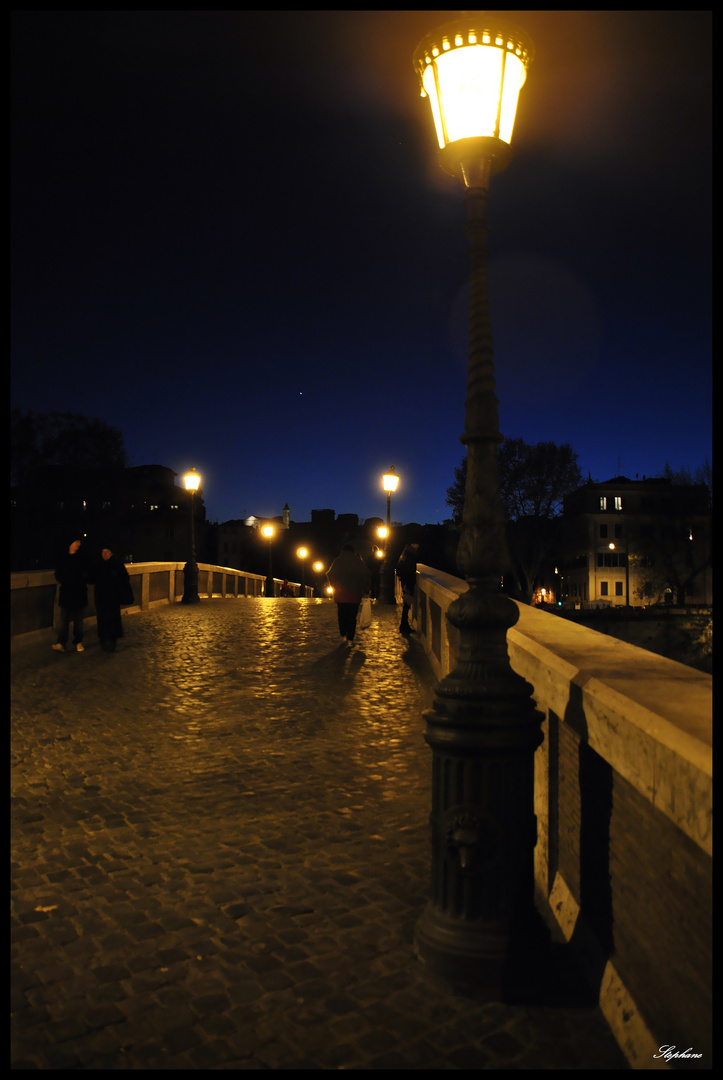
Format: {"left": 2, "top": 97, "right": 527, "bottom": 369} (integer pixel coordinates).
{"left": 11, "top": 598, "right": 629, "bottom": 1069}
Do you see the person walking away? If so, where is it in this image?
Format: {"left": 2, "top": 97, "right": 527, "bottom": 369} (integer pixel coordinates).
{"left": 395, "top": 541, "right": 419, "bottom": 636}
{"left": 52, "top": 538, "right": 88, "bottom": 652}
{"left": 327, "top": 544, "right": 371, "bottom": 644}
{"left": 91, "top": 545, "right": 135, "bottom": 652}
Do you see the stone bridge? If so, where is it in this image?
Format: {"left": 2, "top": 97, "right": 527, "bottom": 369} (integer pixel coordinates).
{"left": 10, "top": 562, "right": 711, "bottom": 1069}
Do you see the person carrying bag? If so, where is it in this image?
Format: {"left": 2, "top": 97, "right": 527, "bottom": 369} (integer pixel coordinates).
{"left": 327, "top": 544, "right": 371, "bottom": 645}
{"left": 357, "top": 595, "right": 372, "bottom": 630}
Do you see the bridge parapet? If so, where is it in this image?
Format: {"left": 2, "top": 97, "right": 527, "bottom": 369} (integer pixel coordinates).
{"left": 413, "top": 563, "right": 711, "bottom": 1070}
{"left": 10, "top": 561, "right": 312, "bottom": 649}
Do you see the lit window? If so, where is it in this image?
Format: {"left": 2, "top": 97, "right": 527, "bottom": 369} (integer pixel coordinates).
{"left": 599, "top": 497, "right": 607, "bottom": 510}
{"left": 614, "top": 496, "right": 623, "bottom": 510}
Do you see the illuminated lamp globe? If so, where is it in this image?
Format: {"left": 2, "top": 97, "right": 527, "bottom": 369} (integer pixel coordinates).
{"left": 413, "top": 18, "right": 534, "bottom": 187}
{"left": 183, "top": 468, "right": 201, "bottom": 492}
{"left": 382, "top": 467, "right": 399, "bottom": 494}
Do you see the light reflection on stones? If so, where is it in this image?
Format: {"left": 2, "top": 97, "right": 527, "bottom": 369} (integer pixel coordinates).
{"left": 12, "top": 597, "right": 434, "bottom": 827}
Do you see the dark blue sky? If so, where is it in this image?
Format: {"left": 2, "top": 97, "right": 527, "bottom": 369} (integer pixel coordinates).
{"left": 12, "top": 10, "right": 712, "bottom": 526}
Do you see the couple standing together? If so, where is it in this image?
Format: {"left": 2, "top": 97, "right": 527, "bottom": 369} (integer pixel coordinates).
{"left": 53, "top": 538, "right": 135, "bottom": 654}
{"left": 327, "top": 541, "right": 419, "bottom": 643}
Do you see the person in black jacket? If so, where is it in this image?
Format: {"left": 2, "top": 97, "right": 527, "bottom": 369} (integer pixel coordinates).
{"left": 91, "top": 545, "right": 135, "bottom": 652}
{"left": 52, "top": 538, "right": 88, "bottom": 653}
{"left": 395, "top": 541, "right": 419, "bottom": 636}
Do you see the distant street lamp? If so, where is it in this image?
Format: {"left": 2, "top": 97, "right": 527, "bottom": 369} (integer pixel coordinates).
{"left": 297, "top": 546, "right": 309, "bottom": 596}
{"left": 379, "top": 469, "right": 399, "bottom": 603}
{"left": 382, "top": 467, "right": 399, "bottom": 528}
{"left": 411, "top": 17, "right": 544, "bottom": 994}
{"left": 262, "top": 524, "right": 275, "bottom": 596}
{"left": 181, "top": 467, "right": 201, "bottom": 604}
{"left": 312, "top": 560, "right": 324, "bottom": 597}
{"left": 608, "top": 542, "right": 630, "bottom": 605}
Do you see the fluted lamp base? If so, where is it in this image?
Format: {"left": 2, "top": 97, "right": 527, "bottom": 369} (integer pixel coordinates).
{"left": 415, "top": 906, "right": 509, "bottom": 993}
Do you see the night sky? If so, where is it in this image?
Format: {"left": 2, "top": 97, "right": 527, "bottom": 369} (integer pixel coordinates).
{"left": 11, "top": 10, "right": 712, "bottom": 527}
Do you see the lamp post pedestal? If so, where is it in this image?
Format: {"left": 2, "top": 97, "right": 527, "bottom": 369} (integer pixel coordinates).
{"left": 181, "top": 560, "right": 201, "bottom": 604}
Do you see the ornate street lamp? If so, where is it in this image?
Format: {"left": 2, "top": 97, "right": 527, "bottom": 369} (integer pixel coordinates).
{"left": 378, "top": 468, "right": 399, "bottom": 603}
{"left": 181, "top": 467, "right": 201, "bottom": 604}
{"left": 262, "top": 524, "right": 275, "bottom": 596}
{"left": 312, "top": 559, "right": 325, "bottom": 597}
{"left": 297, "top": 546, "right": 309, "bottom": 596}
{"left": 411, "top": 17, "right": 544, "bottom": 993}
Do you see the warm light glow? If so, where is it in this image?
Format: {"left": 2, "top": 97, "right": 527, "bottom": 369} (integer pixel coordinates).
{"left": 183, "top": 468, "right": 201, "bottom": 492}
{"left": 297, "top": 547, "right": 308, "bottom": 559}
{"left": 414, "top": 21, "right": 533, "bottom": 150}
{"left": 377, "top": 526, "right": 388, "bottom": 539}
{"left": 423, "top": 45, "right": 525, "bottom": 147}
{"left": 375, "top": 549, "right": 384, "bottom": 559}
{"left": 609, "top": 542, "right": 615, "bottom": 550}
{"left": 383, "top": 467, "right": 399, "bottom": 493}
{"left": 326, "top": 585, "right": 334, "bottom": 596}
{"left": 313, "top": 561, "right": 324, "bottom": 573}
{"left": 262, "top": 525, "right": 274, "bottom": 539}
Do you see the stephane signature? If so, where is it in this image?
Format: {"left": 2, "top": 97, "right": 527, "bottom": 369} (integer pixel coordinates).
{"left": 654, "top": 1046, "right": 703, "bottom": 1062}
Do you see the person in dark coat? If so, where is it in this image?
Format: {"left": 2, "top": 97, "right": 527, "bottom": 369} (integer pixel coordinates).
{"left": 52, "top": 538, "right": 88, "bottom": 652}
{"left": 327, "top": 544, "right": 371, "bottom": 644}
{"left": 91, "top": 545, "right": 135, "bottom": 652}
{"left": 395, "top": 541, "right": 419, "bottom": 636}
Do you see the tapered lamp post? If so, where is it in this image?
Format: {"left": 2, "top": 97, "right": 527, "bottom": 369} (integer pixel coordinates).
{"left": 297, "top": 546, "right": 309, "bottom": 596}
{"left": 411, "top": 18, "right": 544, "bottom": 993}
{"left": 181, "top": 467, "right": 201, "bottom": 604}
{"left": 378, "top": 468, "right": 399, "bottom": 603}
{"left": 262, "top": 524, "right": 275, "bottom": 596}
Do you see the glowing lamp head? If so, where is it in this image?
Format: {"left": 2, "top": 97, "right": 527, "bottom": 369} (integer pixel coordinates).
{"left": 183, "top": 468, "right": 201, "bottom": 492}
{"left": 377, "top": 526, "right": 388, "bottom": 540}
{"left": 262, "top": 525, "right": 274, "bottom": 539}
{"left": 297, "top": 547, "right": 308, "bottom": 560}
{"left": 382, "top": 467, "right": 399, "bottom": 494}
{"left": 313, "top": 561, "right": 324, "bottom": 573}
{"left": 413, "top": 18, "right": 533, "bottom": 185}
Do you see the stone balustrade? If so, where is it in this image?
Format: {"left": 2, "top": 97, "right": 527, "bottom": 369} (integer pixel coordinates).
{"left": 412, "top": 563, "right": 711, "bottom": 1069}
{"left": 10, "top": 562, "right": 312, "bottom": 649}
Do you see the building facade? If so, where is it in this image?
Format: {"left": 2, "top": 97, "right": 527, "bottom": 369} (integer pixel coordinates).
{"left": 559, "top": 477, "right": 712, "bottom": 608}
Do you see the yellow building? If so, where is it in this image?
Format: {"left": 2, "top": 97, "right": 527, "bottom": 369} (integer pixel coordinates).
{"left": 560, "top": 476, "right": 711, "bottom": 608}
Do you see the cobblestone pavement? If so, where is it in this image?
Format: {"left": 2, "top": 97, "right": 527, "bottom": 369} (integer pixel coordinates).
{"left": 11, "top": 598, "right": 630, "bottom": 1069}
